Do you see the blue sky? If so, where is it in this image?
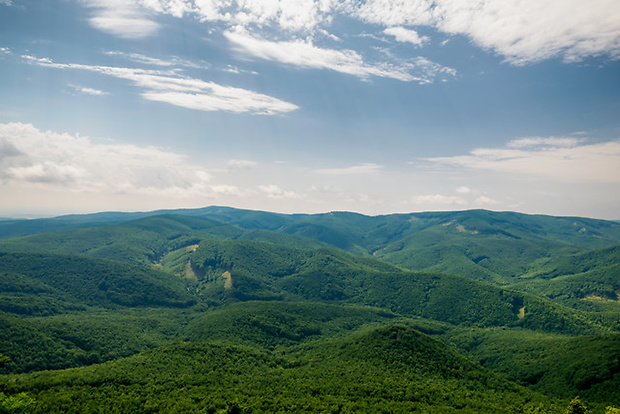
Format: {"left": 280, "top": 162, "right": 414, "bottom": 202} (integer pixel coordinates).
{"left": 1, "top": 0, "right": 620, "bottom": 219}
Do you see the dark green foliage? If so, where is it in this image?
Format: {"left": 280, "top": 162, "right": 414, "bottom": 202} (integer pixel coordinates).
{"left": 0, "top": 309, "right": 192, "bottom": 373}
{"left": 0, "top": 215, "right": 223, "bottom": 266}
{"left": 445, "top": 328, "right": 620, "bottom": 405}
{"left": 0, "top": 391, "right": 36, "bottom": 413}
{"left": 0, "top": 327, "right": 557, "bottom": 413}
{"left": 0, "top": 272, "right": 87, "bottom": 316}
{"left": 182, "top": 237, "right": 607, "bottom": 334}
{"left": 509, "top": 245, "right": 620, "bottom": 312}
{"left": 564, "top": 397, "right": 591, "bottom": 414}
{"left": 184, "top": 301, "right": 410, "bottom": 350}
{"left": 0, "top": 252, "right": 195, "bottom": 308}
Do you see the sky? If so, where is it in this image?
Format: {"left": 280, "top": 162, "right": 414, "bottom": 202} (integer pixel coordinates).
{"left": 1, "top": 0, "right": 620, "bottom": 220}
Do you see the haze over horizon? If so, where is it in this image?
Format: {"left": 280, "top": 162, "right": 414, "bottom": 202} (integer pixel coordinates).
{"left": 1, "top": 0, "right": 620, "bottom": 220}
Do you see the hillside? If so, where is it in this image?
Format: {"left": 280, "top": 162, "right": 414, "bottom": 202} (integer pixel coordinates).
{"left": 3, "top": 207, "right": 619, "bottom": 286}
{"left": 0, "top": 325, "right": 558, "bottom": 413}
{"left": 507, "top": 245, "right": 620, "bottom": 311}
{"left": 443, "top": 328, "right": 620, "bottom": 403}
{"left": 1, "top": 207, "right": 620, "bottom": 412}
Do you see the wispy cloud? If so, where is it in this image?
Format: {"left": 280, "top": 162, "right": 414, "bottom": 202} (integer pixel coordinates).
{"left": 68, "top": 84, "right": 109, "bottom": 96}
{"left": 315, "top": 163, "right": 383, "bottom": 175}
{"left": 22, "top": 55, "right": 298, "bottom": 115}
{"left": 506, "top": 136, "right": 584, "bottom": 148}
{"left": 409, "top": 191, "right": 499, "bottom": 209}
{"left": 411, "top": 194, "right": 467, "bottom": 207}
{"left": 427, "top": 136, "right": 620, "bottom": 183}
{"left": 223, "top": 65, "right": 258, "bottom": 75}
{"left": 104, "top": 51, "right": 174, "bottom": 66}
{"left": 258, "top": 184, "right": 303, "bottom": 199}
{"left": 104, "top": 50, "right": 207, "bottom": 69}
{"left": 227, "top": 159, "right": 258, "bottom": 170}
{"left": 224, "top": 28, "right": 453, "bottom": 83}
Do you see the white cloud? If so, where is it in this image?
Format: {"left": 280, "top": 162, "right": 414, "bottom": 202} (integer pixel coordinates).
{"left": 427, "top": 137, "right": 620, "bottom": 183}
{"left": 0, "top": 122, "right": 212, "bottom": 194}
{"left": 210, "top": 184, "right": 243, "bottom": 196}
{"left": 142, "top": 89, "right": 298, "bottom": 114}
{"left": 139, "top": 0, "right": 194, "bottom": 18}
{"left": 23, "top": 55, "right": 298, "bottom": 115}
{"left": 69, "top": 84, "right": 109, "bottom": 96}
{"left": 223, "top": 65, "right": 258, "bottom": 75}
{"left": 258, "top": 184, "right": 302, "bottom": 199}
{"left": 474, "top": 196, "right": 499, "bottom": 206}
{"left": 104, "top": 50, "right": 207, "bottom": 69}
{"left": 104, "top": 51, "right": 174, "bottom": 66}
{"left": 7, "top": 162, "right": 85, "bottom": 184}
{"left": 1, "top": 124, "right": 618, "bottom": 219}
{"left": 224, "top": 28, "right": 453, "bottom": 82}
{"left": 80, "top": 0, "right": 160, "bottom": 39}
{"left": 315, "top": 163, "right": 383, "bottom": 175}
{"left": 350, "top": 0, "right": 620, "bottom": 64}
{"left": 506, "top": 136, "right": 584, "bottom": 148}
{"left": 227, "top": 159, "right": 258, "bottom": 169}
{"left": 188, "top": 0, "right": 334, "bottom": 32}
{"left": 384, "top": 26, "right": 429, "bottom": 46}
{"left": 411, "top": 194, "right": 467, "bottom": 206}
{"left": 76, "top": 1, "right": 458, "bottom": 83}
{"left": 0, "top": 0, "right": 13, "bottom": 6}
{"left": 81, "top": 0, "right": 620, "bottom": 64}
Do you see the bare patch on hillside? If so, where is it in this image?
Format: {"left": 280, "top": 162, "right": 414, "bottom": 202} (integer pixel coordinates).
{"left": 582, "top": 294, "right": 618, "bottom": 302}
{"left": 456, "top": 224, "right": 479, "bottom": 235}
{"left": 222, "top": 271, "right": 232, "bottom": 289}
{"left": 184, "top": 262, "right": 198, "bottom": 280}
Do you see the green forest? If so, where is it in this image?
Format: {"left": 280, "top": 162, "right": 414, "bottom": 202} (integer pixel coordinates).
{"left": 1, "top": 207, "right": 619, "bottom": 413}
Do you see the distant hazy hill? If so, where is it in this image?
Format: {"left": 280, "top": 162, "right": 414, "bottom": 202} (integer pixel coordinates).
{"left": 2, "top": 207, "right": 619, "bottom": 308}
{"left": 3, "top": 207, "right": 619, "bottom": 281}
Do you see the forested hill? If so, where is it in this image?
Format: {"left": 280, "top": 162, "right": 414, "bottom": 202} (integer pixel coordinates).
{"left": 1, "top": 207, "right": 619, "bottom": 412}
{"left": 3, "top": 207, "right": 620, "bottom": 286}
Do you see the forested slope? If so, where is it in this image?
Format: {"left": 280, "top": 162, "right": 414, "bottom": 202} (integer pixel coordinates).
{"left": 1, "top": 207, "right": 619, "bottom": 412}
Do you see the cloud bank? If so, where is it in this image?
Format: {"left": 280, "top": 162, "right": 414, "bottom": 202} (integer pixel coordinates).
{"left": 350, "top": 0, "right": 620, "bottom": 64}
{"left": 83, "top": 0, "right": 620, "bottom": 65}
{"left": 427, "top": 136, "right": 620, "bottom": 183}
{"left": 2, "top": 123, "right": 619, "bottom": 218}
{"left": 0, "top": 122, "right": 214, "bottom": 196}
